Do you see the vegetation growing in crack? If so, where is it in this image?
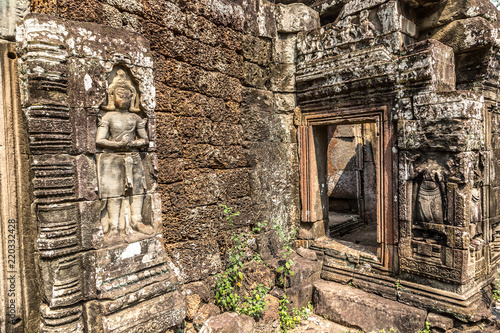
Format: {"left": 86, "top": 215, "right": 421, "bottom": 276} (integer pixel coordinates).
{"left": 214, "top": 205, "right": 269, "bottom": 318}
{"left": 493, "top": 278, "right": 500, "bottom": 301}
{"left": 416, "top": 321, "right": 431, "bottom": 333}
{"left": 274, "top": 223, "right": 313, "bottom": 332}
{"left": 214, "top": 205, "right": 314, "bottom": 331}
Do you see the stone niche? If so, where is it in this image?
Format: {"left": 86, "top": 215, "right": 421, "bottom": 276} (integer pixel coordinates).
{"left": 16, "top": 14, "right": 186, "bottom": 332}
{"left": 296, "top": 0, "right": 498, "bottom": 320}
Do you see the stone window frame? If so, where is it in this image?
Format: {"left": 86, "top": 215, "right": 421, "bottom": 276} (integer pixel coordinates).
{"left": 298, "top": 104, "right": 397, "bottom": 271}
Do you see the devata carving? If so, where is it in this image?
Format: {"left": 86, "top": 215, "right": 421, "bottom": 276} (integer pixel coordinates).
{"left": 416, "top": 178, "right": 444, "bottom": 224}
{"left": 412, "top": 158, "right": 447, "bottom": 225}
{"left": 97, "top": 68, "right": 153, "bottom": 236}
{"left": 19, "top": 14, "right": 185, "bottom": 332}
{"left": 359, "top": 10, "right": 376, "bottom": 42}
{"left": 470, "top": 188, "right": 482, "bottom": 238}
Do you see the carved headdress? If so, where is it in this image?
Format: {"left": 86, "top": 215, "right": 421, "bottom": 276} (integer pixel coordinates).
{"left": 102, "top": 69, "right": 141, "bottom": 112}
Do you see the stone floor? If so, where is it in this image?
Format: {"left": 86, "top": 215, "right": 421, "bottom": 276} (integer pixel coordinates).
{"left": 290, "top": 315, "right": 361, "bottom": 333}
{"left": 328, "top": 212, "right": 378, "bottom": 254}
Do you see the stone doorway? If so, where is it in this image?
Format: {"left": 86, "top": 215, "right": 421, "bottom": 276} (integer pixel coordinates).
{"left": 327, "top": 123, "right": 379, "bottom": 255}
{"left": 299, "top": 105, "right": 396, "bottom": 271}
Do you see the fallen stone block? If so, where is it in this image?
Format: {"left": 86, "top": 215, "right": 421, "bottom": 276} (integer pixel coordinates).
{"left": 313, "top": 280, "right": 427, "bottom": 333}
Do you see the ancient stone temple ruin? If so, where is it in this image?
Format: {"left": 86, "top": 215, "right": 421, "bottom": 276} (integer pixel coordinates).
{"left": 2, "top": 0, "right": 500, "bottom": 332}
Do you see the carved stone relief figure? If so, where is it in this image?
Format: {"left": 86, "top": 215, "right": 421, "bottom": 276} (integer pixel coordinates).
{"left": 358, "top": 10, "right": 376, "bottom": 43}
{"left": 470, "top": 187, "right": 482, "bottom": 238}
{"left": 413, "top": 159, "right": 447, "bottom": 225}
{"left": 339, "top": 16, "right": 357, "bottom": 51}
{"left": 416, "top": 175, "right": 444, "bottom": 224}
{"left": 323, "top": 27, "right": 338, "bottom": 51}
{"left": 96, "top": 68, "right": 154, "bottom": 236}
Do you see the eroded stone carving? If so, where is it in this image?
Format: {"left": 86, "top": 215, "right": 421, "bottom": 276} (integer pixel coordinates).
{"left": 19, "top": 14, "right": 185, "bottom": 332}
{"left": 339, "top": 16, "right": 356, "bottom": 52}
{"left": 296, "top": 8, "right": 383, "bottom": 62}
{"left": 359, "top": 10, "right": 376, "bottom": 42}
{"left": 411, "top": 157, "right": 447, "bottom": 225}
{"left": 470, "top": 187, "right": 482, "bottom": 238}
{"left": 415, "top": 178, "right": 444, "bottom": 224}
{"left": 296, "top": 0, "right": 495, "bottom": 320}
{"left": 97, "top": 68, "right": 153, "bottom": 236}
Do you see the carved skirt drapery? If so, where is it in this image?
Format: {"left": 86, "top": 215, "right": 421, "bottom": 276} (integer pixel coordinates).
{"left": 416, "top": 180, "right": 443, "bottom": 224}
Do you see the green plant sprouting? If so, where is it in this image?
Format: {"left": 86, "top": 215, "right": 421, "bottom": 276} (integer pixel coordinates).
{"left": 273, "top": 223, "right": 311, "bottom": 332}
{"left": 274, "top": 224, "right": 296, "bottom": 288}
{"left": 214, "top": 205, "right": 268, "bottom": 319}
{"left": 416, "top": 321, "right": 431, "bottom": 333}
{"left": 214, "top": 271, "right": 240, "bottom": 312}
{"left": 239, "top": 284, "right": 270, "bottom": 318}
{"left": 215, "top": 206, "right": 314, "bottom": 331}
{"left": 395, "top": 280, "right": 402, "bottom": 291}
{"left": 493, "top": 279, "right": 500, "bottom": 301}
{"left": 494, "top": 288, "right": 500, "bottom": 301}
{"left": 252, "top": 220, "right": 268, "bottom": 234}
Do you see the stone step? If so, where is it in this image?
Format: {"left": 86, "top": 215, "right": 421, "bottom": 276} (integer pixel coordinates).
{"left": 291, "top": 314, "right": 362, "bottom": 333}
{"left": 312, "top": 280, "right": 427, "bottom": 333}
{"left": 328, "top": 212, "right": 361, "bottom": 237}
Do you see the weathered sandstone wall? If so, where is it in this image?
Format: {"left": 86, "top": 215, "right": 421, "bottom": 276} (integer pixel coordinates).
{"left": 30, "top": 0, "right": 306, "bottom": 289}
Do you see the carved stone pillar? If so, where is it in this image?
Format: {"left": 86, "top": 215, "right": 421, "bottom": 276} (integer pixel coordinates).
{"left": 0, "top": 41, "right": 38, "bottom": 333}
{"left": 0, "top": 0, "right": 29, "bottom": 40}
{"left": 17, "top": 14, "right": 186, "bottom": 332}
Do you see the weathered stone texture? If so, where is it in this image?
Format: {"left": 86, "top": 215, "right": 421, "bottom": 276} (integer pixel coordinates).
{"left": 313, "top": 280, "right": 427, "bottom": 333}
{"left": 415, "top": 0, "right": 499, "bottom": 31}
{"left": 29, "top": 1, "right": 303, "bottom": 309}
{"left": 426, "top": 312, "right": 454, "bottom": 332}
{"left": 427, "top": 17, "right": 497, "bottom": 53}
{"left": 17, "top": 0, "right": 500, "bottom": 331}
{"left": 199, "top": 312, "right": 255, "bottom": 333}
{"left": 0, "top": 0, "right": 30, "bottom": 39}
{"left": 276, "top": 3, "right": 320, "bottom": 33}
{"left": 0, "top": 40, "right": 38, "bottom": 333}
{"left": 293, "top": 0, "right": 500, "bottom": 328}
{"left": 17, "top": 13, "right": 187, "bottom": 333}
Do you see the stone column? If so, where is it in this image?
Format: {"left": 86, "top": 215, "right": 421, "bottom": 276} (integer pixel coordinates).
{"left": 17, "top": 14, "right": 186, "bottom": 332}
{"left": 0, "top": 0, "right": 29, "bottom": 40}
{"left": 0, "top": 41, "right": 37, "bottom": 332}
{"left": 0, "top": 2, "right": 35, "bottom": 332}
{"left": 273, "top": 3, "right": 322, "bottom": 244}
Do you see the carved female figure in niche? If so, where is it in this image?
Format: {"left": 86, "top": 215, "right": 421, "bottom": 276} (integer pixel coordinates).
{"left": 96, "top": 69, "right": 153, "bottom": 236}
{"left": 416, "top": 170, "right": 445, "bottom": 224}
{"left": 470, "top": 187, "right": 482, "bottom": 238}
{"left": 340, "top": 16, "right": 356, "bottom": 44}
{"left": 359, "top": 10, "right": 376, "bottom": 42}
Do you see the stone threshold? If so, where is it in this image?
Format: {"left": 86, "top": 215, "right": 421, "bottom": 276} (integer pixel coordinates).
{"left": 310, "top": 239, "right": 494, "bottom": 322}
